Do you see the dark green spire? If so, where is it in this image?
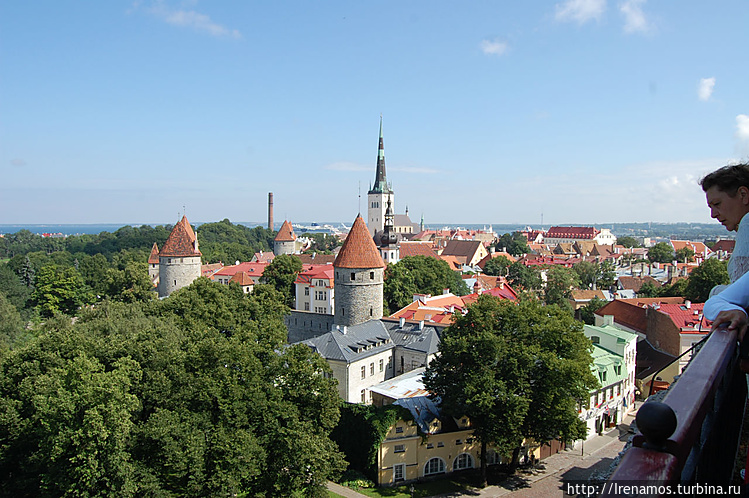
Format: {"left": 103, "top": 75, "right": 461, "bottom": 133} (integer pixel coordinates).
{"left": 369, "top": 115, "right": 392, "bottom": 195}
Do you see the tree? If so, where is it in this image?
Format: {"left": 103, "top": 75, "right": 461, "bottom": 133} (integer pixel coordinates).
{"left": 647, "top": 242, "right": 674, "bottom": 264}
{"left": 424, "top": 296, "right": 596, "bottom": 486}
{"left": 573, "top": 261, "right": 598, "bottom": 289}
{"left": 674, "top": 247, "right": 695, "bottom": 263}
{"left": 661, "top": 278, "right": 688, "bottom": 298}
{"left": 615, "top": 236, "right": 640, "bottom": 248}
{"left": 261, "top": 254, "right": 303, "bottom": 308}
{"left": 597, "top": 260, "right": 617, "bottom": 290}
{"left": 483, "top": 255, "right": 512, "bottom": 277}
{"left": 637, "top": 281, "right": 661, "bottom": 298}
{"left": 507, "top": 261, "right": 542, "bottom": 291}
{"left": 383, "top": 256, "right": 469, "bottom": 313}
{"left": 684, "top": 258, "right": 729, "bottom": 303}
{"left": 495, "top": 232, "right": 530, "bottom": 257}
{"left": 0, "top": 291, "right": 25, "bottom": 350}
{"left": 579, "top": 297, "right": 607, "bottom": 325}
{"left": 31, "top": 264, "right": 92, "bottom": 317}
{"left": 543, "top": 266, "right": 580, "bottom": 309}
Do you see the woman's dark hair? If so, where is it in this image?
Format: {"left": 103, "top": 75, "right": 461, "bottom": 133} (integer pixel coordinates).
{"left": 700, "top": 163, "right": 749, "bottom": 196}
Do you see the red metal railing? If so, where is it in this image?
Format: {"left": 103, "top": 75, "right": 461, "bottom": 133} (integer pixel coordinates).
{"left": 600, "top": 325, "right": 746, "bottom": 496}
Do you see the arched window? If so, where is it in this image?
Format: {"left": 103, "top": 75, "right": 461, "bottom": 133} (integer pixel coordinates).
{"left": 485, "top": 450, "right": 501, "bottom": 465}
{"left": 424, "top": 457, "right": 445, "bottom": 476}
{"left": 453, "top": 453, "right": 473, "bottom": 470}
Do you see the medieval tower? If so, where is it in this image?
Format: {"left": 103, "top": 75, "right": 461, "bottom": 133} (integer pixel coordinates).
{"left": 367, "top": 116, "right": 394, "bottom": 237}
{"left": 273, "top": 220, "right": 297, "bottom": 255}
{"left": 333, "top": 215, "right": 385, "bottom": 326}
{"left": 158, "top": 215, "right": 202, "bottom": 298}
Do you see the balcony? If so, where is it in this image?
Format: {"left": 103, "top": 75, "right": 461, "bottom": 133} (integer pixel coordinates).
{"left": 600, "top": 325, "right": 746, "bottom": 495}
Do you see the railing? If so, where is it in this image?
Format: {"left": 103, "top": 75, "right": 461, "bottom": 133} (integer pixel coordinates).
{"left": 600, "top": 325, "right": 747, "bottom": 496}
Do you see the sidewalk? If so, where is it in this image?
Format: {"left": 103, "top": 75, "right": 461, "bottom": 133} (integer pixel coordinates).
{"left": 327, "top": 480, "right": 370, "bottom": 498}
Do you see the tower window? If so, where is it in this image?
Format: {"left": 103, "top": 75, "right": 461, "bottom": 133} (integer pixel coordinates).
{"left": 351, "top": 272, "right": 356, "bottom": 281}
{"left": 370, "top": 271, "right": 374, "bottom": 279}
{"left": 370, "top": 307, "right": 373, "bottom": 316}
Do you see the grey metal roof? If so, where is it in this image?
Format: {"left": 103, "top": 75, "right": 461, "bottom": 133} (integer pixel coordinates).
{"left": 394, "top": 396, "right": 442, "bottom": 434}
{"left": 300, "top": 320, "right": 394, "bottom": 363}
{"left": 384, "top": 321, "right": 443, "bottom": 356}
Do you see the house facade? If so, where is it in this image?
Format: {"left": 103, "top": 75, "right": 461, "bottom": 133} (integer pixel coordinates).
{"left": 294, "top": 264, "right": 335, "bottom": 314}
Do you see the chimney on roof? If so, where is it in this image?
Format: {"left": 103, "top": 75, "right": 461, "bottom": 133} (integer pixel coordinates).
{"left": 419, "top": 320, "right": 425, "bottom": 330}
{"left": 268, "top": 192, "right": 274, "bottom": 230}
{"left": 685, "top": 300, "right": 691, "bottom": 309}
{"left": 400, "top": 317, "right": 405, "bottom": 328}
{"left": 443, "top": 288, "right": 449, "bottom": 295}
{"left": 603, "top": 315, "right": 614, "bottom": 326}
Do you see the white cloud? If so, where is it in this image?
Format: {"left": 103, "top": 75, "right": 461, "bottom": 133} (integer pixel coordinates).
{"left": 555, "top": 0, "right": 606, "bottom": 25}
{"left": 144, "top": 1, "right": 241, "bottom": 39}
{"left": 480, "top": 39, "right": 509, "bottom": 56}
{"left": 620, "top": 0, "right": 650, "bottom": 34}
{"left": 10, "top": 158, "right": 27, "bottom": 166}
{"left": 698, "top": 77, "right": 716, "bottom": 101}
{"left": 737, "top": 114, "right": 749, "bottom": 142}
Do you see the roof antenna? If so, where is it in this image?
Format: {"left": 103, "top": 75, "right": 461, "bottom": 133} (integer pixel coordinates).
{"left": 358, "top": 181, "right": 361, "bottom": 215}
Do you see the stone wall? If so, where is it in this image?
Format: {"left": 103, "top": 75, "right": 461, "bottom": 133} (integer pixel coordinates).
{"left": 158, "top": 256, "right": 201, "bottom": 298}
{"left": 285, "top": 310, "right": 336, "bottom": 343}
{"left": 334, "top": 267, "right": 384, "bottom": 326}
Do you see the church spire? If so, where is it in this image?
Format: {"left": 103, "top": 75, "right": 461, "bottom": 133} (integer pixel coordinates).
{"left": 369, "top": 115, "right": 392, "bottom": 194}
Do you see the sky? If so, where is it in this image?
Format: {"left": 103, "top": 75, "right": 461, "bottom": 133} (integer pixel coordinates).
{"left": 1, "top": 1, "right": 748, "bottom": 227}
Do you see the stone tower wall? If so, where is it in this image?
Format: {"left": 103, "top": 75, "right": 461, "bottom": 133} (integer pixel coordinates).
{"left": 334, "top": 267, "right": 384, "bottom": 326}
{"left": 367, "top": 192, "right": 393, "bottom": 236}
{"left": 158, "top": 256, "right": 201, "bottom": 298}
{"left": 274, "top": 240, "right": 296, "bottom": 256}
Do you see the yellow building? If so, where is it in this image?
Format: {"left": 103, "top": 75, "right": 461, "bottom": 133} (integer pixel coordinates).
{"left": 376, "top": 397, "right": 502, "bottom": 486}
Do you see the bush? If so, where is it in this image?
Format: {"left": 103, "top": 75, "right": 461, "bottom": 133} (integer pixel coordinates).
{"left": 339, "top": 469, "right": 375, "bottom": 489}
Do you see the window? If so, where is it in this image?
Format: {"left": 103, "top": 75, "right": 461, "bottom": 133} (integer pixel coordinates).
{"left": 379, "top": 359, "right": 384, "bottom": 372}
{"left": 454, "top": 453, "right": 473, "bottom": 470}
{"left": 393, "top": 463, "right": 405, "bottom": 482}
{"left": 351, "top": 272, "right": 356, "bottom": 281}
{"left": 424, "top": 458, "right": 445, "bottom": 475}
{"left": 370, "top": 363, "right": 374, "bottom": 375}
{"left": 361, "top": 366, "right": 366, "bottom": 379}
{"left": 591, "top": 336, "right": 600, "bottom": 344}
{"left": 361, "top": 390, "right": 365, "bottom": 402}
{"left": 486, "top": 450, "right": 501, "bottom": 465}
{"left": 370, "top": 307, "right": 373, "bottom": 316}
{"left": 394, "top": 444, "right": 405, "bottom": 453}
{"left": 455, "top": 439, "right": 462, "bottom": 445}
{"left": 437, "top": 442, "right": 444, "bottom": 448}
{"left": 395, "top": 426, "right": 403, "bottom": 434}
{"left": 370, "top": 271, "right": 375, "bottom": 280}
{"left": 426, "top": 443, "right": 434, "bottom": 449}
{"left": 304, "top": 303, "right": 310, "bottom": 311}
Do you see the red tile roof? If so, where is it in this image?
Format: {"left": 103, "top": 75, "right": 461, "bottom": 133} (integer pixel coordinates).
{"left": 657, "top": 303, "right": 709, "bottom": 332}
{"left": 296, "top": 253, "right": 336, "bottom": 265}
{"left": 230, "top": 271, "right": 256, "bottom": 286}
{"left": 294, "top": 264, "right": 335, "bottom": 285}
{"left": 333, "top": 215, "right": 385, "bottom": 269}
{"left": 399, "top": 242, "right": 439, "bottom": 259}
{"left": 545, "top": 226, "right": 599, "bottom": 240}
{"left": 159, "top": 216, "right": 201, "bottom": 258}
{"left": 214, "top": 262, "right": 268, "bottom": 279}
{"left": 274, "top": 220, "right": 296, "bottom": 242}
{"left": 711, "top": 239, "right": 735, "bottom": 253}
{"left": 148, "top": 242, "right": 160, "bottom": 264}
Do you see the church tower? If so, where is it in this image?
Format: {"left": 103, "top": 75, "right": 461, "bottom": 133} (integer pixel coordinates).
{"left": 334, "top": 215, "right": 385, "bottom": 326}
{"left": 158, "top": 215, "right": 202, "bottom": 298}
{"left": 378, "top": 198, "right": 399, "bottom": 264}
{"left": 367, "top": 116, "right": 394, "bottom": 236}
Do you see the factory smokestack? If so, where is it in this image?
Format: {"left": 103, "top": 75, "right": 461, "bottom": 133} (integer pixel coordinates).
{"left": 268, "top": 192, "right": 274, "bottom": 230}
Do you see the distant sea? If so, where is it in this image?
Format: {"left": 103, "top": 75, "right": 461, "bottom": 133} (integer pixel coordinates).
{"left": 0, "top": 222, "right": 525, "bottom": 237}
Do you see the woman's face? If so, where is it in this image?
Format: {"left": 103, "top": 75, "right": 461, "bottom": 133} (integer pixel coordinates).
{"left": 705, "top": 185, "right": 749, "bottom": 231}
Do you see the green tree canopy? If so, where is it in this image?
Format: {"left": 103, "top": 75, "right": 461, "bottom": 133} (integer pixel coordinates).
{"left": 261, "top": 254, "right": 303, "bottom": 308}
{"left": 637, "top": 281, "right": 661, "bottom": 298}
{"left": 383, "top": 256, "right": 469, "bottom": 313}
{"left": 0, "top": 290, "right": 343, "bottom": 496}
{"left": 684, "top": 258, "right": 729, "bottom": 303}
{"left": 543, "top": 265, "right": 580, "bottom": 309}
{"left": 647, "top": 242, "right": 674, "bottom": 264}
{"left": 424, "top": 296, "right": 596, "bottom": 486}
{"left": 483, "top": 255, "right": 512, "bottom": 277}
{"left": 674, "top": 247, "right": 695, "bottom": 263}
{"left": 507, "top": 261, "right": 542, "bottom": 291}
{"left": 32, "top": 264, "right": 92, "bottom": 317}
{"left": 495, "top": 232, "right": 530, "bottom": 257}
{"left": 579, "top": 297, "right": 607, "bottom": 325}
{"left": 615, "top": 236, "right": 641, "bottom": 248}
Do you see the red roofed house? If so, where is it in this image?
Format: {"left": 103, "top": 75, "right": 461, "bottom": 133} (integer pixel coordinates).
{"left": 543, "top": 226, "right": 616, "bottom": 246}
{"left": 711, "top": 239, "right": 735, "bottom": 260}
{"left": 230, "top": 271, "right": 256, "bottom": 294}
{"left": 295, "top": 264, "right": 335, "bottom": 314}
{"left": 439, "top": 240, "right": 488, "bottom": 267}
{"left": 334, "top": 215, "right": 386, "bottom": 326}
{"left": 213, "top": 262, "right": 269, "bottom": 287}
{"left": 274, "top": 220, "right": 298, "bottom": 255}
{"left": 670, "top": 240, "right": 711, "bottom": 263}
{"left": 389, "top": 292, "right": 466, "bottom": 325}
{"left": 398, "top": 241, "right": 440, "bottom": 260}
{"left": 158, "top": 216, "right": 202, "bottom": 298}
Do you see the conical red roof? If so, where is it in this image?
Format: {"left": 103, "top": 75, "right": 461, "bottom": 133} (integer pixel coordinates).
{"left": 274, "top": 220, "right": 296, "bottom": 242}
{"left": 334, "top": 215, "right": 385, "bottom": 269}
{"left": 148, "top": 242, "right": 160, "bottom": 264}
{"left": 159, "top": 216, "right": 202, "bottom": 257}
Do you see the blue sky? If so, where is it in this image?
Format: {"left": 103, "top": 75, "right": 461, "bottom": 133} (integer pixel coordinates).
{"left": 1, "top": 1, "right": 748, "bottom": 227}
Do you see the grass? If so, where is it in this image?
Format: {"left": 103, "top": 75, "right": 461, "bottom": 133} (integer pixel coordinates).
{"left": 351, "top": 478, "right": 474, "bottom": 498}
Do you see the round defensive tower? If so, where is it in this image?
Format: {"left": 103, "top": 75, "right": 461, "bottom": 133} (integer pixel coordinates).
{"left": 158, "top": 216, "right": 202, "bottom": 298}
{"left": 333, "top": 215, "right": 385, "bottom": 326}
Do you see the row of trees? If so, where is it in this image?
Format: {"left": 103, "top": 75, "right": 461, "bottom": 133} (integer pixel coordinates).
{"left": 0, "top": 280, "right": 345, "bottom": 496}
